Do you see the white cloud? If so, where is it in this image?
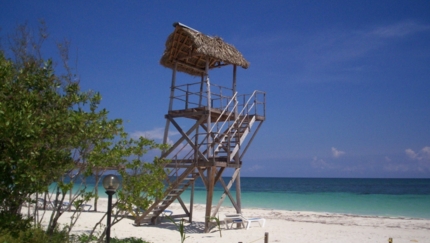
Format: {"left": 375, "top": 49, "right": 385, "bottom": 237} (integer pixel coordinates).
{"left": 405, "top": 148, "right": 418, "bottom": 159}
{"left": 370, "top": 20, "right": 430, "bottom": 38}
{"left": 422, "top": 147, "right": 430, "bottom": 159}
{"left": 311, "top": 156, "right": 331, "bottom": 169}
{"left": 383, "top": 163, "right": 409, "bottom": 172}
{"left": 131, "top": 127, "right": 179, "bottom": 145}
{"left": 331, "top": 147, "right": 345, "bottom": 158}
{"left": 404, "top": 147, "right": 430, "bottom": 173}
{"left": 307, "top": 20, "right": 430, "bottom": 70}
{"left": 131, "top": 127, "right": 163, "bottom": 140}
{"left": 239, "top": 20, "right": 430, "bottom": 84}
{"left": 377, "top": 147, "right": 430, "bottom": 174}
{"left": 132, "top": 128, "right": 195, "bottom": 159}
{"left": 405, "top": 146, "right": 430, "bottom": 161}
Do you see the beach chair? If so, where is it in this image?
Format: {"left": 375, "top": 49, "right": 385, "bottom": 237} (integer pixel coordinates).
{"left": 224, "top": 214, "right": 266, "bottom": 230}
{"left": 134, "top": 207, "right": 173, "bottom": 217}
{"left": 240, "top": 216, "right": 266, "bottom": 230}
{"left": 76, "top": 204, "right": 92, "bottom": 211}
{"left": 53, "top": 200, "right": 72, "bottom": 211}
{"left": 37, "top": 198, "right": 54, "bottom": 210}
{"left": 229, "top": 218, "right": 246, "bottom": 229}
{"left": 224, "top": 214, "right": 243, "bottom": 229}
{"left": 161, "top": 210, "right": 173, "bottom": 217}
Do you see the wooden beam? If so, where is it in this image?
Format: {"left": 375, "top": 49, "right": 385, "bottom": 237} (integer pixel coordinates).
{"left": 176, "top": 195, "right": 190, "bottom": 217}
{"left": 162, "top": 115, "right": 208, "bottom": 162}
{"left": 176, "top": 60, "right": 205, "bottom": 75}
{"left": 211, "top": 62, "right": 230, "bottom": 69}
{"left": 204, "top": 166, "right": 216, "bottom": 233}
{"left": 189, "top": 175, "right": 195, "bottom": 222}
{"left": 197, "top": 167, "right": 208, "bottom": 189}
{"left": 205, "top": 59, "right": 212, "bottom": 160}
{"left": 177, "top": 47, "right": 198, "bottom": 61}
{"left": 214, "top": 167, "right": 225, "bottom": 183}
{"left": 173, "top": 32, "right": 189, "bottom": 60}
{"left": 236, "top": 169, "right": 242, "bottom": 214}
{"left": 162, "top": 61, "right": 177, "bottom": 155}
{"left": 240, "top": 120, "right": 264, "bottom": 161}
{"left": 212, "top": 168, "right": 240, "bottom": 216}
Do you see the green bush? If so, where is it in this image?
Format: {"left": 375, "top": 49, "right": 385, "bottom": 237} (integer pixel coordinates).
{"left": 72, "top": 233, "right": 98, "bottom": 243}
{"left": 0, "top": 226, "right": 69, "bottom": 243}
{"left": 0, "top": 212, "right": 32, "bottom": 238}
{"left": 111, "top": 237, "right": 150, "bottom": 243}
{"left": 0, "top": 228, "right": 152, "bottom": 243}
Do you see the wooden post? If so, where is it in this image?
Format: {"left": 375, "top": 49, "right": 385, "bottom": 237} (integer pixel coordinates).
{"left": 236, "top": 169, "right": 242, "bottom": 214}
{"left": 189, "top": 172, "right": 195, "bottom": 222}
{"left": 204, "top": 58, "right": 213, "bottom": 233}
{"left": 264, "top": 232, "right": 269, "bottom": 243}
{"left": 195, "top": 73, "right": 201, "bottom": 160}
{"left": 232, "top": 64, "right": 242, "bottom": 214}
{"left": 205, "top": 166, "right": 216, "bottom": 232}
{"left": 163, "top": 61, "right": 177, "bottom": 150}
{"left": 233, "top": 65, "right": 237, "bottom": 97}
{"left": 199, "top": 74, "right": 204, "bottom": 107}
{"left": 205, "top": 59, "right": 212, "bottom": 159}
{"left": 168, "top": 61, "right": 177, "bottom": 111}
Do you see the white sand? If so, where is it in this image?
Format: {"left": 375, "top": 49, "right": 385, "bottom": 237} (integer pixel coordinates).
{"left": 28, "top": 198, "right": 430, "bottom": 243}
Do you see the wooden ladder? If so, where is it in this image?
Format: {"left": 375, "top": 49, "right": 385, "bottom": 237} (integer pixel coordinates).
{"left": 134, "top": 166, "right": 200, "bottom": 225}
{"left": 214, "top": 115, "right": 256, "bottom": 162}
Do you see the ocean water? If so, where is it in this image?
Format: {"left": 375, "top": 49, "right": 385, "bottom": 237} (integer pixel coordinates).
{"left": 58, "top": 177, "right": 430, "bottom": 219}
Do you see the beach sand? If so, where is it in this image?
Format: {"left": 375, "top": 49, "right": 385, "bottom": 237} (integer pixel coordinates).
{"left": 29, "top": 198, "right": 430, "bottom": 243}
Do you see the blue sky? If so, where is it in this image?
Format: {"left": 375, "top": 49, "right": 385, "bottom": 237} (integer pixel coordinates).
{"left": 2, "top": 1, "right": 430, "bottom": 178}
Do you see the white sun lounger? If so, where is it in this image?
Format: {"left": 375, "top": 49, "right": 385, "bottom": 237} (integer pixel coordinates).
{"left": 77, "top": 204, "right": 92, "bottom": 211}
{"left": 224, "top": 214, "right": 242, "bottom": 229}
{"left": 53, "top": 200, "right": 72, "bottom": 211}
{"left": 242, "top": 217, "right": 266, "bottom": 230}
{"left": 224, "top": 214, "right": 265, "bottom": 230}
{"left": 37, "top": 198, "right": 54, "bottom": 210}
{"left": 161, "top": 210, "right": 173, "bottom": 217}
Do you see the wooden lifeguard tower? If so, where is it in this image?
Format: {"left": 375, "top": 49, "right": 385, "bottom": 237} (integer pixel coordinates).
{"left": 134, "top": 23, "right": 266, "bottom": 232}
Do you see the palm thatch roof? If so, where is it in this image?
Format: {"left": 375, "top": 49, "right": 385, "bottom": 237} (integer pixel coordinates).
{"left": 160, "top": 22, "right": 249, "bottom": 76}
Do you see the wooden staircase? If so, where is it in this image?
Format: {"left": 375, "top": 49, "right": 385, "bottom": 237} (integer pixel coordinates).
{"left": 214, "top": 115, "right": 256, "bottom": 163}
{"left": 134, "top": 167, "right": 201, "bottom": 224}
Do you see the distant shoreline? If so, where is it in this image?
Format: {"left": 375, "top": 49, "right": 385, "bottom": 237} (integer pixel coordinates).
{"left": 49, "top": 177, "right": 430, "bottom": 219}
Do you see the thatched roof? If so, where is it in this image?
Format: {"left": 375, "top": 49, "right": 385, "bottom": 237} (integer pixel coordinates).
{"left": 160, "top": 22, "right": 249, "bottom": 76}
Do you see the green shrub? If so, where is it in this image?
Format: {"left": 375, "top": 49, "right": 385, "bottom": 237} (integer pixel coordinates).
{"left": 0, "top": 226, "right": 69, "bottom": 243}
{"left": 0, "top": 212, "right": 32, "bottom": 237}
{"left": 73, "top": 233, "right": 98, "bottom": 243}
{"left": 111, "top": 237, "right": 150, "bottom": 243}
{"left": 0, "top": 227, "right": 150, "bottom": 243}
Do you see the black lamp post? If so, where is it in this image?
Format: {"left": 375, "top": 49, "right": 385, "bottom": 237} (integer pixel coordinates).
{"left": 102, "top": 174, "right": 120, "bottom": 243}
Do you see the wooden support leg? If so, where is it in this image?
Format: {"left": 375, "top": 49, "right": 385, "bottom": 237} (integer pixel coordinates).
{"left": 189, "top": 177, "right": 194, "bottom": 222}
{"left": 204, "top": 166, "right": 216, "bottom": 233}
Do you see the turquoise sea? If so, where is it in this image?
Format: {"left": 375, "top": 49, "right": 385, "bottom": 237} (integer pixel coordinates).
{"left": 62, "top": 177, "right": 430, "bottom": 220}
